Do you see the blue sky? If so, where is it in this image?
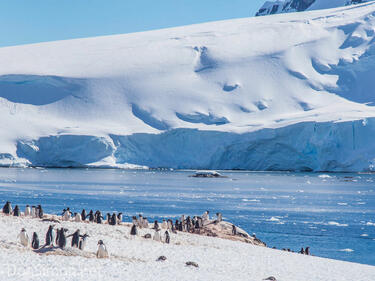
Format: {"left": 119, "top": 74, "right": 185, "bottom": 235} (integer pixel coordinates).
{"left": 0, "top": 0, "right": 265, "bottom": 47}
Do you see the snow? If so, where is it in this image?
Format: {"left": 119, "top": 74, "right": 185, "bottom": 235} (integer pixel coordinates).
{"left": 1, "top": 3, "right": 375, "bottom": 170}
{"left": 0, "top": 214, "right": 374, "bottom": 281}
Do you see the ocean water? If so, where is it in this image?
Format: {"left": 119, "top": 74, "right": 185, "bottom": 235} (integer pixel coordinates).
{"left": 0, "top": 168, "right": 374, "bottom": 265}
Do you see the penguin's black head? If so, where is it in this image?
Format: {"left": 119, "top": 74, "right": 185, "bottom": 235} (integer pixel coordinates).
{"left": 98, "top": 240, "right": 104, "bottom": 245}
{"left": 21, "top": 228, "right": 26, "bottom": 232}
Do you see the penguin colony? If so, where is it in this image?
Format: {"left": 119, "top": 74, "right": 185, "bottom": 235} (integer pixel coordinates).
{"left": 4, "top": 201, "right": 311, "bottom": 258}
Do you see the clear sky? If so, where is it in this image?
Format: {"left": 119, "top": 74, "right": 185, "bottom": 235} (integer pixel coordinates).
{"left": 0, "top": 0, "right": 265, "bottom": 47}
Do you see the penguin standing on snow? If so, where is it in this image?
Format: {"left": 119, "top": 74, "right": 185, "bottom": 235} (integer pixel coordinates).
{"left": 32, "top": 232, "right": 39, "bottom": 249}
{"left": 161, "top": 219, "right": 167, "bottom": 229}
{"left": 25, "top": 205, "right": 31, "bottom": 216}
{"left": 74, "top": 212, "right": 82, "bottom": 222}
{"left": 143, "top": 217, "right": 149, "bottom": 228}
{"left": 18, "top": 228, "right": 30, "bottom": 247}
{"left": 79, "top": 234, "right": 89, "bottom": 250}
{"left": 305, "top": 247, "right": 310, "bottom": 255}
{"left": 110, "top": 213, "right": 117, "bottom": 225}
{"left": 232, "top": 224, "right": 237, "bottom": 236}
{"left": 45, "top": 225, "right": 55, "bottom": 246}
{"left": 2, "top": 201, "right": 12, "bottom": 215}
{"left": 215, "top": 212, "right": 222, "bottom": 223}
{"left": 96, "top": 240, "right": 109, "bottom": 258}
{"left": 117, "top": 212, "right": 123, "bottom": 224}
{"left": 164, "top": 231, "right": 170, "bottom": 244}
{"left": 37, "top": 205, "right": 44, "bottom": 218}
{"left": 130, "top": 224, "right": 138, "bottom": 237}
{"left": 58, "top": 228, "right": 68, "bottom": 249}
{"left": 153, "top": 229, "right": 162, "bottom": 242}
{"left": 67, "top": 229, "right": 82, "bottom": 248}
{"left": 81, "top": 209, "right": 87, "bottom": 221}
{"left": 13, "top": 205, "right": 20, "bottom": 217}
{"left": 95, "top": 211, "right": 104, "bottom": 224}
{"left": 153, "top": 220, "right": 160, "bottom": 230}
{"left": 31, "top": 206, "right": 36, "bottom": 218}
{"left": 88, "top": 210, "right": 94, "bottom": 222}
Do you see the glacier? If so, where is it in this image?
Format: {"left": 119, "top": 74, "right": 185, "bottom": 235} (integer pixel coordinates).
{"left": 1, "top": 3, "right": 375, "bottom": 171}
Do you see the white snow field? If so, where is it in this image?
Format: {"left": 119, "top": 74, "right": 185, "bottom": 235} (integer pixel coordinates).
{"left": 1, "top": 214, "right": 374, "bottom": 281}
{"left": 1, "top": 2, "right": 375, "bottom": 171}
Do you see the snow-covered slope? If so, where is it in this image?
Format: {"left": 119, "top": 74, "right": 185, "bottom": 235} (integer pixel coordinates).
{"left": 1, "top": 214, "right": 375, "bottom": 281}
{"left": 1, "top": 3, "right": 375, "bottom": 171}
{"left": 256, "top": 0, "right": 369, "bottom": 16}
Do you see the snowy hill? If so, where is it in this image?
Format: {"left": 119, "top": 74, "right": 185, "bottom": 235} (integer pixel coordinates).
{"left": 1, "top": 3, "right": 375, "bottom": 171}
{"left": 256, "top": 0, "right": 369, "bottom": 16}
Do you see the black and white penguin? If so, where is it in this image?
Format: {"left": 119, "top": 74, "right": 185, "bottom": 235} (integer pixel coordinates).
{"left": 164, "top": 231, "right": 170, "bottom": 244}
{"left": 138, "top": 214, "right": 144, "bottom": 228}
{"left": 194, "top": 219, "right": 200, "bottom": 232}
{"left": 2, "top": 201, "right": 12, "bottom": 215}
{"left": 74, "top": 212, "right": 82, "bottom": 222}
{"left": 31, "top": 206, "right": 36, "bottom": 218}
{"left": 25, "top": 205, "right": 31, "bottom": 216}
{"left": 96, "top": 240, "right": 109, "bottom": 258}
{"left": 88, "top": 210, "right": 94, "bottom": 222}
{"left": 55, "top": 228, "right": 60, "bottom": 245}
{"left": 178, "top": 221, "right": 183, "bottom": 232}
{"left": 68, "top": 229, "right": 81, "bottom": 248}
{"left": 58, "top": 228, "right": 68, "bottom": 249}
{"left": 32, "top": 232, "right": 39, "bottom": 249}
{"left": 300, "top": 247, "right": 305, "bottom": 254}
{"left": 117, "top": 213, "right": 123, "bottom": 224}
{"left": 132, "top": 216, "right": 137, "bottom": 225}
{"left": 107, "top": 213, "right": 111, "bottom": 224}
{"left": 130, "top": 224, "right": 138, "bottom": 237}
{"left": 95, "top": 211, "right": 103, "bottom": 224}
{"left": 13, "top": 205, "right": 20, "bottom": 216}
{"left": 81, "top": 209, "right": 87, "bottom": 221}
{"left": 232, "top": 224, "right": 237, "bottom": 236}
{"left": 45, "top": 225, "right": 54, "bottom": 246}
{"left": 79, "top": 234, "right": 89, "bottom": 250}
{"left": 142, "top": 217, "right": 149, "bottom": 228}
{"left": 18, "top": 228, "right": 30, "bottom": 247}
{"left": 216, "top": 212, "right": 222, "bottom": 223}
{"left": 153, "top": 220, "right": 159, "bottom": 230}
{"left": 37, "top": 205, "right": 43, "bottom": 218}
{"left": 186, "top": 216, "right": 192, "bottom": 232}
{"left": 305, "top": 247, "right": 310, "bottom": 255}
{"left": 110, "top": 213, "right": 117, "bottom": 225}
{"left": 153, "top": 229, "right": 162, "bottom": 242}
{"left": 161, "top": 219, "right": 167, "bottom": 229}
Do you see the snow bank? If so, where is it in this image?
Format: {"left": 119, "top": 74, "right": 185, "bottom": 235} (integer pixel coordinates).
{"left": 0, "top": 214, "right": 374, "bottom": 281}
{"left": 1, "top": 3, "right": 375, "bottom": 171}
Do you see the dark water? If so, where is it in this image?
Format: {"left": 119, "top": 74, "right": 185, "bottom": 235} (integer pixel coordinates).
{"left": 0, "top": 168, "right": 374, "bottom": 265}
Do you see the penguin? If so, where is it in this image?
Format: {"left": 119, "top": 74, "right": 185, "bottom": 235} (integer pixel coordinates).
{"left": 202, "top": 211, "right": 209, "bottom": 224}
{"left": 216, "top": 212, "right": 222, "bottom": 223}
{"left": 110, "top": 213, "right": 117, "bottom": 225}
{"left": 305, "top": 247, "right": 310, "bottom": 255}
{"left": 37, "top": 205, "right": 43, "bottom": 218}
{"left": 153, "top": 220, "right": 159, "bottom": 230}
{"left": 178, "top": 222, "right": 183, "bottom": 232}
{"left": 25, "top": 205, "right": 31, "bottom": 216}
{"left": 181, "top": 215, "right": 186, "bottom": 231}
{"left": 186, "top": 216, "right": 192, "bottom": 232}
{"left": 138, "top": 214, "right": 144, "bottom": 228}
{"left": 175, "top": 219, "right": 179, "bottom": 230}
{"left": 55, "top": 228, "right": 60, "bottom": 245}
{"left": 164, "top": 231, "right": 170, "bottom": 244}
{"left": 31, "top": 206, "right": 36, "bottom": 218}
{"left": 88, "top": 210, "right": 94, "bottom": 222}
{"left": 161, "top": 219, "right": 167, "bottom": 229}
{"left": 18, "top": 228, "right": 30, "bottom": 247}
{"left": 167, "top": 219, "right": 173, "bottom": 230}
{"left": 107, "top": 213, "right": 111, "bottom": 224}
{"left": 13, "top": 205, "right": 20, "bottom": 216}
{"left": 74, "top": 212, "right": 82, "bottom": 222}
{"left": 153, "top": 229, "right": 162, "bottom": 242}
{"left": 142, "top": 217, "right": 149, "bottom": 228}
{"left": 35, "top": 206, "right": 40, "bottom": 218}
{"left": 32, "top": 232, "right": 39, "bottom": 249}
{"left": 2, "top": 201, "right": 12, "bottom": 215}
{"left": 67, "top": 229, "right": 82, "bottom": 248}
{"left": 130, "top": 224, "right": 138, "bottom": 237}
{"left": 79, "top": 234, "right": 89, "bottom": 250}
{"left": 232, "top": 224, "right": 237, "bottom": 236}
{"left": 117, "top": 213, "right": 123, "bottom": 224}
{"left": 81, "top": 209, "right": 87, "bottom": 221}
{"left": 58, "top": 228, "right": 68, "bottom": 249}
{"left": 132, "top": 216, "right": 137, "bottom": 225}
{"left": 95, "top": 211, "right": 103, "bottom": 224}
{"left": 96, "top": 240, "right": 109, "bottom": 258}
{"left": 194, "top": 219, "right": 200, "bottom": 233}
{"left": 45, "top": 225, "right": 54, "bottom": 246}
{"left": 62, "top": 209, "right": 71, "bottom": 221}
{"left": 300, "top": 247, "right": 305, "bottom": 254}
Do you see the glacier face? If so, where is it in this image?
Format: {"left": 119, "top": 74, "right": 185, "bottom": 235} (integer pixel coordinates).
{"left": 256, "top": 0, "right": 369, "bottom": 16}
{"left": 0, "top": 3, "right": 375, "bottom": 171}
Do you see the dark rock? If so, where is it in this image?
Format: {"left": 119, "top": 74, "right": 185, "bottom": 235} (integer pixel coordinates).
{"left": 263, "top": 277, "right": 277, "bottom": 281}
{"left": 186, "top": 261, "right": 199, "bottom": 268}
{"left": 143, "top": 233, "right": 152, "bottom": 239}
{"left": 157, "top": 256, "right": 167, "bottom": 261}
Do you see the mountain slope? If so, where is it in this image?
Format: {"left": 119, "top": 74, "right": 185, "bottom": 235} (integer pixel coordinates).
{"left": 256, "top": 0, "right": 369, "bottom": 16}
{"left": 1, "top": 3, "right": 375, "bottom": 171}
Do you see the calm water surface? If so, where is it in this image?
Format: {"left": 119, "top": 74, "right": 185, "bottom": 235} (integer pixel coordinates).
{"left": 0, "top": 168, "right": 374, "bottom": 265}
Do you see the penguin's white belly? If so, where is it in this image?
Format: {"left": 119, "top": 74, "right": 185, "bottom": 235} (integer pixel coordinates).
{"left": 97, "top": 245, "right": 108, "bottom": 258}
{"left": 19, "top": 233, "right": 29, "bottom": 247}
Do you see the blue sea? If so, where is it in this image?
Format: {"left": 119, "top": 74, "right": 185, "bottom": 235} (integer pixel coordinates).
{"left": 0, "top": 168, "right": 374, "bottom": 265}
